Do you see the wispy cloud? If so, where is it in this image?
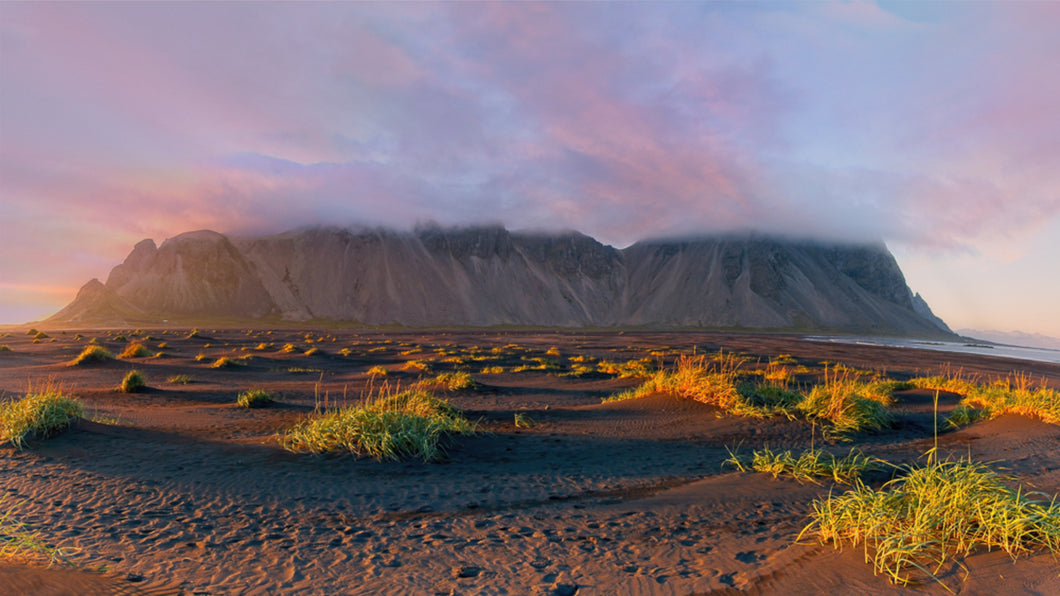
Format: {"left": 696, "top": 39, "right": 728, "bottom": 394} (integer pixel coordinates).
{"left": 1, "top": 2, "right": 1058, "bottom": 330}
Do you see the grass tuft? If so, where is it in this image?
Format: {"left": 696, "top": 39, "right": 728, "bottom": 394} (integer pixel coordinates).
{"left": 210, "top": 356, "right": 246, "bottom": 369}
{"left": 118, "top": 341, "right": 152, "bottom": 359}
{"left": 431, "top": 371, "right": 476, "bottom": 391}
{"left": 802, "top": 457, "right": 1060, "bottom": 587}
{"left": 119, "top": 370, "right": 147, "bottom": 393}
{"left": 796, "top": 368, "right": 894, "bottom": 438}
{"left": 725, "top": 446, "right": 879, "bottom": 485}
{"left": 237, "top": 389, "right": 274, "bottom": 408}
{"left": 402, "top": 359, "right": 432, "bottom": 373}
{"left": 0, "top": 384, "right": 84, "bottom": 449}
{"left": 71, "top": 345, "right": 114, "bottom": 365}
{"left": 280, "top": 387, "right": 476, "bottom": 461}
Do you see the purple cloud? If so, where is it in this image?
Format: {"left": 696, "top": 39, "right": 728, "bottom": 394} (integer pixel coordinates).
{"left": 1, "top": 2, "right": 1059, "bottom": 332}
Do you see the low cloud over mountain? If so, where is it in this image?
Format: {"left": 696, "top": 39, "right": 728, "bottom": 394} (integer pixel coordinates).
{"left": 46, "top": 226, "right": 951, "bottom": 337}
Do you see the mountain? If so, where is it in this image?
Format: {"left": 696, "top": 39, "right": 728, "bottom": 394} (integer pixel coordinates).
{"left": 45, "top": 226, "right": 952, "bottom": 336}
{"left": 957, "top": 329, "right": 1060, "bottom": 351}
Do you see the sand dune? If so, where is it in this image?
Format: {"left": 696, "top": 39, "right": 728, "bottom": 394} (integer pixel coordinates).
{"left": 0, "top": 329, "right": 1057, "bottom": 594}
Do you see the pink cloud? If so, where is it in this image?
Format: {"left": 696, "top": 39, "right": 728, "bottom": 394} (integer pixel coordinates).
{"left": 2, "top": 1, "right": 1059, "bottom": 329}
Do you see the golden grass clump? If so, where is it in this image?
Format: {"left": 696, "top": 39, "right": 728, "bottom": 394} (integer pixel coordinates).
{"left": 596, "top": 357, "right": 655, "bottom": 378}
{"left": 956, "top": 375, "right": 1059, "bottom": 425}
{"left": 280, "top": 387, "right": 476, "bottom": 461}
{"left": 237, "top": 388, "right": 274, "bottom": 408}
{"left": 119, "top": 370, "right": 147, "bottom": 393}
{"left": 0, "top": 384, "right": 84, "bottom": 449}
{"left": 912, "top": 372, "right": 1059, "bottom": 426}
{"left": 118, "top": 341, "right": 152, "bottom": 359}
{"left": 402, "top": 359, "right": 432, "bottom": 373}
{"left": 210, "top": 356, "right": 246, "bottom": 369}
{"left": 366, "top": 365, "right": 388, "bottom": 378}
{"left": 71, "top": 345, "right": 114, "bottom": 365}
{"left": 796, "top": 369, "right": 894, "bottom": 437}
{"left": 431, "top": 371, "right": 476, "bottom": 391}
{"left": 604, "top": 353, "right": 752, "bottom": 410}
{"left": 910, "top": 374, "right": 977, "bottom": 396}
{"left": 725, "top": 447, "right": 878, "bottom": 485}
{"left": 802, "top": 457, "right": 1060, "bottom": 587}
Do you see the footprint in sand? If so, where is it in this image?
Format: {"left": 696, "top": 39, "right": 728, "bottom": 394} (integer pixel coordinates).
{"left": 734, "top": 550, "right": 764, "bottom": 564}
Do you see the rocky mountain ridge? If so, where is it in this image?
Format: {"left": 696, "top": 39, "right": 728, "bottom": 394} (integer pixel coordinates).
{"left": 47, "top": 226, "right": 952, "bottom": 337}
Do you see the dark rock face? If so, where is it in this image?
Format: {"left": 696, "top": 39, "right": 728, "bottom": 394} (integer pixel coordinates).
{"left": 47, "top": 226, "right": 953, "bottom": 337}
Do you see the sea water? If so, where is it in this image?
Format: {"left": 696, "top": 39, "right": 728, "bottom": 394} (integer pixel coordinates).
{"left": 805, "top": 336, "right": 1060, "bottom": 365}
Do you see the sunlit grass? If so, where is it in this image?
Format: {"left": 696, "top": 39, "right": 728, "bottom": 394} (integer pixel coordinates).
{"left": 430, "top": 371, "right": 476, "bottom": 391}
{"left": 606, "top": 357, "right": 894, "bottom": 437}
{"left": 118, "top": 341, "right": 152, "bottom": 359}
{"left": 71, "top": 345, "right": 114, "bottom": 365}
{"left": 402, "top": 359, "right": 432, "bottom": 373}
{"left": 910, "top": 372, "right": 1059, "bottom": 426}
{"left": 1, "top": 495, "right": 72, "bottom": 564}
{"left": 280, "top": 386, "right": 476, "bottom": 461}
{"left": 596, "top": 357, "right": 655, "bottom": 378}
{"left": 797, "top": 369, "right": 894, "bottom": 438}
{"left": 366, "top": 365, "right": 388, "bottom": 378}
{"left": 119, "top": 370, "right": 147, "bottom": 393}
{"left": 603, "top": 353, "right": 787, "bottom": 418}
{"left": 0, "top": 383, "right": 84, "bottom": 449}
{"left": 801, "top": 457, "right": 1060, "bottom": 587}
{"left": 210, "top": 356, "right": 246, "bottom": 369}
{"left": 955, "top": 375, "right": 1059, "bottom": 426}
{"left": 167, "top": 374, "right": 192, "bottom": 384}
{"left": 237, "top": 388, "right": 274, "bottom": 408}
{"left": 725, "top": 446, "right": 879, "bottom": 485}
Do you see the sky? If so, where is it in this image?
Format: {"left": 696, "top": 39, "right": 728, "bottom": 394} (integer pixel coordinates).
{"left": 1, "top": 1, "right": 1058, "bottom": 338}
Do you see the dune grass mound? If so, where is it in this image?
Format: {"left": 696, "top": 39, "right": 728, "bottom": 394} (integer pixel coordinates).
{"left": 607, "top": 355, "right": 893, "bottom": 437}
{"left": 797, "top": 370, "right": 894, "bottom": 438}
{"left": 237, "top": 388, "right": 274, "bottom": 408}
{"left": 912, "top": 373, "right": 1059, "bottom": 426}
{"left": 431, "top": 371, "right": 476, "bottom": 391}
{"left": 118, "top": 341, "right": 152, "bottom": 359}
{"left": 71, "top": 345, "right": 114, "bottom": 365}
{"left": 280, "top": 387, "right": 476, "bottom": 461}
{"left": 605, "top": 353, "right": 746, "bottom": 407}
{"left": 1, "top": 386, "right": 84, "bottom": 449}
{"left": 119, "top": 370, "right": 147, "bottom": 393}
{"left": 802, "top": 457, "right": 1060, "bottom": 586}
{"left": 210, "top": 356, "right": 246, "bottom": 369}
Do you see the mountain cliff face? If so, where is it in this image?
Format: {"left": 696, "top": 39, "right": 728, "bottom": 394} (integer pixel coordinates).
{"left": 47, "top": 226, "right": 952, "bottom": 336}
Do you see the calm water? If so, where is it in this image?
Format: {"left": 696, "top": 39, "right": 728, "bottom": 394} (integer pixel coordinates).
{"left": 805, "top": 336, "right": 1060, "bottom": 365}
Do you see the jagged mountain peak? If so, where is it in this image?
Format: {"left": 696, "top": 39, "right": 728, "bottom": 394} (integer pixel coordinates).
{"left": 47, "top": 226, "right": 952, "bottom": 337}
